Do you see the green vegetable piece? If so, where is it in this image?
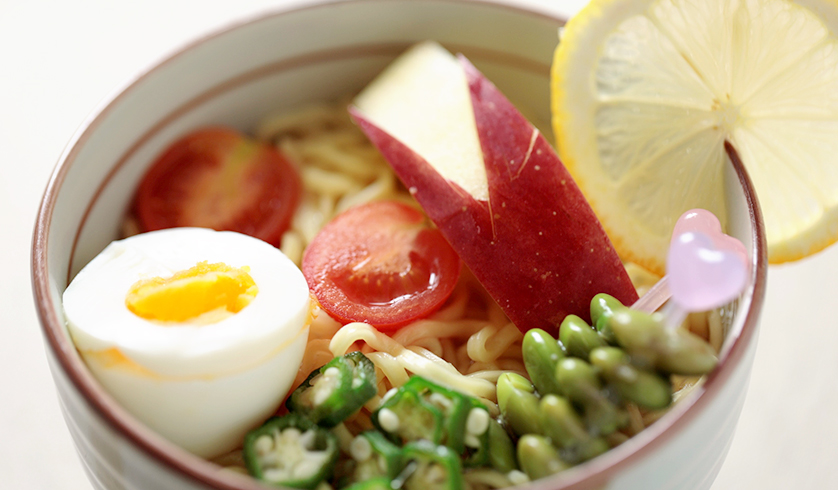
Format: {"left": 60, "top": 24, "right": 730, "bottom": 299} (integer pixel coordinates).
{"left": 373, "top": 376, "right": 470, "bottom": 453}
{"left": 373, "top": 387, "right": 444, "bottom": 446}
{"left": 590, "top": 293, "right": 625, "bottom": 344}
{"left": 341, "top": 477, "right": 394, "bottom": 490}
{"left": 522, "top": 328, "right": 565, "bottom": 396}
{"left": 555, "top": 358, "right": 627, "bottom": 436}
{"left": 589, "top": 346, "right": 672, "bottom": 409}
{"left": 538, "top": 394, "right": 608, "bottom": 464}
{"left": 516, "top": 434, "right": 569, "bottom": 480}
{"left": 287, "top": 351, "right": 377, "bottom": 427}
{"left": 462, "top": 398, "right": 492, "bottom": 467}
{"left": 496, "top": 372, "right": 535, "bottom": 414}
{"left": 243, "top": 413, "right": 339, "bottom": 489}
{"left": 349, "top": 431, "right": 404, "bottom": 484}
{"left": 486, "top": 418, "right": 518, "bottom": 472}
{"left": 559, "top": 314, "right": 606, "bottom": 359}
{"left": 497, "top": 373, "right": 542, "bottom": 437}
{"left": 397, "top": 439, "right": 464, "bottom": 490}
{"left": 607, "top": 309, "right": 718, "bottom": 375}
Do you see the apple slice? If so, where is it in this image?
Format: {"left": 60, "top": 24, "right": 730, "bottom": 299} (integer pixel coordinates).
{"left": 351, "top": 42, "right": 637, "bottom": 333}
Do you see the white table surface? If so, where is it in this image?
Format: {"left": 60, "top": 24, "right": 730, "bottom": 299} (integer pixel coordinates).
{"left": 3, "top": 0, "right": 836, "bottom": 488}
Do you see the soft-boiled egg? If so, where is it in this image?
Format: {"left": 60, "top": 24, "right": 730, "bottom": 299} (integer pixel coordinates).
{"left": 63, "top": 227, "right": 312, "bottom": 458}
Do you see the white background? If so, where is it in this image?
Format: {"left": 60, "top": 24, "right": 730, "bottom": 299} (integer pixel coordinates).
{"left": 2, "top": 0, "right": 837, "bottom": 488}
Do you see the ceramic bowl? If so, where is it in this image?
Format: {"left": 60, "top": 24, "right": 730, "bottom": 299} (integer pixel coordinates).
{"left": 32, "top": 1, "right": 767, "bottom": 489}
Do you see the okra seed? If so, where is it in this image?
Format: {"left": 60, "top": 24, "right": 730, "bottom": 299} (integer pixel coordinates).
{"left": 349, "top": 436, "right": 373, "bottom": 462}
{"left": 382, "top": 388, "right": 398, "bottom": 403}
{"left": 294, "top": 459, "right": 321, "bottom": 479}
{"left": 312, "top": 368, "right": 341, "bottom": 405}
{"left": 254, "top": 435, "right": 274, "bottom": 456}
{"left": 378, "top": 408, "right": 400, "bottom": 433}
{"left": 466, "top": 408, "right": 490, "bottom": 436}
{"left": 283, "top": 428, "right": 302, "bottom": 440}
{"left": 429, "top": 393, "right": 453, "bottom": 410}
{"left": 507, "top": 470, "right": 530, "bottom": 485}
{"left": 298, "top": 429, "right": 317, "bottom": 449}
{"left": 465, "top": 434, "right": 482, "bottom": 448}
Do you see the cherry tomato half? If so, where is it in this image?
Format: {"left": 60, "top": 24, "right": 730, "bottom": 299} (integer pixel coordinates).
{"left": 134, "top": 127, "right": 301, "bottom": 246}
{"left": 302, "top": 200, "right": 461, "bottom": 330}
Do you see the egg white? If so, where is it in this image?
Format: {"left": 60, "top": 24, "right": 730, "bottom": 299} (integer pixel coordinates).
{"left": 62, "top": 227, "right": 312, "bottom": 457}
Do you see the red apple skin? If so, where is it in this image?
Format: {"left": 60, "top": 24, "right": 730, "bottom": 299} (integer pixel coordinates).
{"left": 350, "top": 57, "right": 638, "bottom": 334}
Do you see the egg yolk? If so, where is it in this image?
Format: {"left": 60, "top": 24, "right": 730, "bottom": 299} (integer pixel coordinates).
{"left": 126, "top": 261, "right": 258, "bottom": 324}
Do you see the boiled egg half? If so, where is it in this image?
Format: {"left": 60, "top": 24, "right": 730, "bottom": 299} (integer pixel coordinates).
{"left": 63, "top": 228, "right": 311, "bottom": 458}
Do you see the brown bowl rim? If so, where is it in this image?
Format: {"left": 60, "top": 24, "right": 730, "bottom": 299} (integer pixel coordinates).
{"left": 31, "top": 1, "right": 767, "bottom": 489}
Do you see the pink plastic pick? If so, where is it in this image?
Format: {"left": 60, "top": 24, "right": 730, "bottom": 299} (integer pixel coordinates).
{"left": 631, "top": 209, "right": 750, "bottom": 328}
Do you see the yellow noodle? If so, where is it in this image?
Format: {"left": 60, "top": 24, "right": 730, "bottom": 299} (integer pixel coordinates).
{"left": 625, "top": 403, "right": 646, "bottom": 436}
{"left": 294, "top": 338, "right": 335, "bottom": 388}
{"left": 391, "top": 318, "right": 489, "bottom": 346}
{"left": 365, "top": 351, "right": 410, "bottom": 389}
{"left": 279, "top": 230, "right": 305, "bottom": 266}
{"left": 329, "top": 323, "right": 497, "bottom": 400}
{"left": 467, "top": 323, "right": 522, "bottom": 363}
{"left": 334, "top": 171, "right": 397, "bottom": 215}
{"left": 428, "top": 284, "right": 470, "bottom": 322}
{"left": 301, "top": 165, "right": 363, "bottom": 197}
{"left": 293, "top": 194, "right": 331, "bottom": 245}
{"left": 256, "top": 103, "right": 347, "bottom": 141}
{"left": 300, "top": 144, "right": 386, "bottom": 180}
{"left": 411, "top": 337, "right": 445, "bottom": 358}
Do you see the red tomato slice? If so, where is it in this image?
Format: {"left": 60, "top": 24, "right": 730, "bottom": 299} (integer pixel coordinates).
{"left": 302, "top": 200, "right": 461, "bottom": 330}
{"left": 134, "top": 127, "right": 301, "bottom": 246}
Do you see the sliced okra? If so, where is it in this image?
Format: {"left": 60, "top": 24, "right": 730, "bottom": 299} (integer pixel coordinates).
{"left": 348, "top": 430, "right": 403, "bottom": 484}
{"left": 287, "top": 351, "right": 377, "bottom": 427}
{"left": 373, "top": 376, "right": 470, "bottom": 454}
{"left": 243, "top": 414, "right": 339, "bottom": 489}
{"left": 396, "top": 440, "right": 464, "bottom": 490}
{"left": 461, "top": 398, "right": 492, "bottom": 467}
{"left": 341, "top": 476, "right": 394, "bottom": 490}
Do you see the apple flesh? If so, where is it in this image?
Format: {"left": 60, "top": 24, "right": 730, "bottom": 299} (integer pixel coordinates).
{"left": 351, "top": 42, "right": 637, "bottom": 333}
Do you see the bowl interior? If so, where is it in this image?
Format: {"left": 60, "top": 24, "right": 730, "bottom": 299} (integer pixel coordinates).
{"left": 34, "top": 1, "right": 766, "bottom": 489}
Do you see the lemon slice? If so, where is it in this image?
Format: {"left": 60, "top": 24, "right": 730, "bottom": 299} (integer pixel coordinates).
{"left": 552, "top": 0, "right": 838, "bottom": 274}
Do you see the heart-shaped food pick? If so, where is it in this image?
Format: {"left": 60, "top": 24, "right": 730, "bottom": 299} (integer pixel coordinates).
{"left": 632, "top": 209, "right": 750, "bottom": 328}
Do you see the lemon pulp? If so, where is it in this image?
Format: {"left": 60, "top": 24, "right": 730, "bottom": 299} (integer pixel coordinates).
{"left": 553, "top": 0, "right": 838, "bottom": 273}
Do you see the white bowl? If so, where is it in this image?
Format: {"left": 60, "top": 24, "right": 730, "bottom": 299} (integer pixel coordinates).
{"left": 32, "top": 1, "right": 767, "bottom": 489}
